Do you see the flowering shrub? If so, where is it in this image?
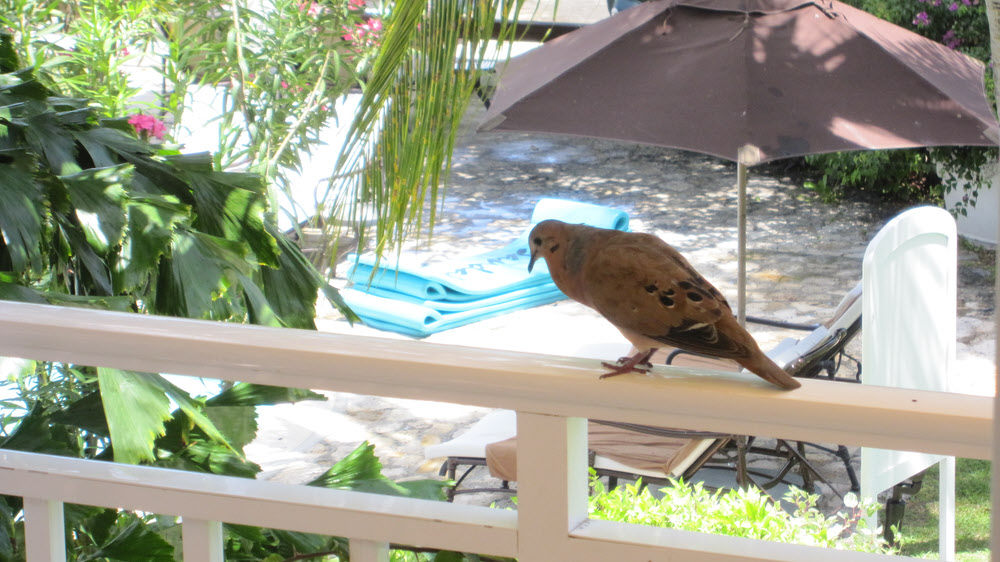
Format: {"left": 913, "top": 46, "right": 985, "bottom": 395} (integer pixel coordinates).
{"left": 1, "top": 0, "right": 381, "bottom": 204}
{"left": 805, "top": 0, "right": 996, "bottom": 210}
{"left": 905, "top": 0, "right": 989, "bottom": 61}
{"left": 127, "top": 113, "right": 167, "bottom": 140}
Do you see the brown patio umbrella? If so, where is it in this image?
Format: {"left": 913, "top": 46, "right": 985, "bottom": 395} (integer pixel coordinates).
{"left": 479, "top": 0, "right": 998, "bottom": 323}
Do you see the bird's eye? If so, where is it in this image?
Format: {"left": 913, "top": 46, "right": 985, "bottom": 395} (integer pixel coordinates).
{"left": 532, "top": 237, "right": 542, "bottom": 246}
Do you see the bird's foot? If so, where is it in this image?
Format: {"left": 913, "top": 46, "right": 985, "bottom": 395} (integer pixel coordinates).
{"left": 599, "top": 351, "right": 656, "bottom": 379}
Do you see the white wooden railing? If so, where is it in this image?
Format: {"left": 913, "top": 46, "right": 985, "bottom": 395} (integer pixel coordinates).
{"left": 0, "top": 300, "right": 993, "bottom": 561}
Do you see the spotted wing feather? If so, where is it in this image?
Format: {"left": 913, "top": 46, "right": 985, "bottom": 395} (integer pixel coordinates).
{"left": 582, "top": 231, "right": 752, "bottom": 359}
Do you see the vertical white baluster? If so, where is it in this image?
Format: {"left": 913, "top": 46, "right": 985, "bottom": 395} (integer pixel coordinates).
{"left": 992, "top": 180, "right": 999, "bottom": 562}
{"left": 182, "top": 518, "right": 224, "bottom": 562}
{"left": 938, "top": 456, "right": 956, "bottom": 561}
{"left": 23, "top": 498, "right": 65, "bottom": 562}
{"left": 516, "top": 412, "right": 588, "bottom": 562}
{"left": 349, "top": 538, "right": 390, "bottom": 562}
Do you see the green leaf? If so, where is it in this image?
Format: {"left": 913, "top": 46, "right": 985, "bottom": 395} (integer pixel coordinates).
{"left": 307, "top": 442, "right": 448, "bottom": 500}
{"left": 0, "top": 68, "right": 49, "bottom": 99}
{"left": 237, "top": 271, "right": 284, "bottom": 327}
{"left": 204, "top": 405, "right": 257, "bottom": 451}
{"left": 207, "top": 382, "right": 325, "bottom": 407}
{"left": 100, "top": 369, "right": 237, "bottom": 465}
{"left": 60, "top": 164, "right": 132, "bottom": 253}
{"left": 321, "top": 281, "right": 360, "bottom": 324}
{"left": 98, "top": 368, "right": 173, "bottom": 464}
{"left": 73, "top": 127, "right": 129, "bottom": 169}
{"left": 156, "top": 228, "right": 251, "bottom": 319}
{"left": 54, "top": 215, "right": 114, "bottom": 294}
{"left": 89, "top": 517, "right": 175, "bottom": 562}
{"left": 162, "top": 151, "right": 214, "bottom": 173}
{"left": 23, "top": 110, "right": 79, "bottom": 174}
{"left": 154, "top": 374, "right": 235, "bottom": 453}
{"left": 0, "top": 163, "right": 44, "bottom": 274}
{"left": 40, "top": 292, "right": 134, "bottom": 311}
{"left": 258, "top": 221, "right": 322, "bottom": 329}
{"left": 0, "top": 405, "right": 78, "bottom": 455}
{"left": 115, "top": 195, "right": 190, "bottom": 294}
{"left": 49, "top": 391, "right": 109, "bottom": 436}
{"left": 0, "top": 32, "right": 18, "bottom": 73}
{"left": 268, "top": 529, "right": 335, "bottom": 556}
{"left": 158, "top": 438, "right": 259, "bottom": 478}
{"left": 307, "top": 441, "right": 384, "bottom": 488}
{"left": 184, "top": 170, "right": 279, "bottom": 268}
{"left": 63, "top": 505, "right": 118, "bottom": 547}
{"left": 0, "top": 279, "right": 47, "bottom": 303}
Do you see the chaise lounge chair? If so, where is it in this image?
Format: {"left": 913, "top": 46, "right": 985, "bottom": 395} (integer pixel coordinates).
{"left": 423, "top": 286, "right": 864, "bottom": 501}
{"left": 424, "top": 206, "right": 956, "bottom": 551}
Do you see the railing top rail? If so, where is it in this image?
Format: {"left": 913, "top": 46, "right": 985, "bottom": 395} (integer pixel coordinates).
{"left": 0, "top": 301, "right": 991, "bottom": 459}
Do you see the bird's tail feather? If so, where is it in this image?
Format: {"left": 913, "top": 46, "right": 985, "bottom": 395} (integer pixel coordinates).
{"left": 738, "top": 354, "right": 801, "bottom": 390}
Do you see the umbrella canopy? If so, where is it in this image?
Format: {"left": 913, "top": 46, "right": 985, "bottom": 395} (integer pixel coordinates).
{"left": 479, "top": 0, "right": 998, "bottom": 322}
{"left": 481, "top": 0, "right": 998, "bottom": 163}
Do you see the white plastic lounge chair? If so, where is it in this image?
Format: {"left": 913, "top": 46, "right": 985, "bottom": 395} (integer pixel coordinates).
{"left": 860, "top": 205, "right": 957, "bottom": 557}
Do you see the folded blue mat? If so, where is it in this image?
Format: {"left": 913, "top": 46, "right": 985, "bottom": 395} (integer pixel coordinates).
{"left": 346, "top": 198, "right": 629, "bottom": 300}
{"left": 342, "top": 198, "right": 629, "bottom": 337}
{"left": 339, "top": 284, "right": 566, "bottom": 336}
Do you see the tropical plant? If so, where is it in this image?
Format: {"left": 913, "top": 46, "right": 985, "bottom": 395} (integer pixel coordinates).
{"left": 0, "top": 379, "right": 453, "bottom": 560}
{"left": 319, "top": 0, "right": 531, "bottom": 265}
{"left": 159, "top": 0, "right": 378, "bottom": 217}
{"left": 2, "top": 0, "right": 536, "bottom": 267}
{"left": 1, "top": 0, "right": 171, "bottom": 116}
{"left": 2, "top": 0, "right": 379, "bottom": 232}
{"left": 588, "top": 475, "right": 896, "bottom": 554}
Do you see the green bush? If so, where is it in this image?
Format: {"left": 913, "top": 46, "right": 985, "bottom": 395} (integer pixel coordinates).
{"left": 802, "top": 0, "right": 997, "bottom": 208}
{"left": 803, "top": 149, "right": 939, "bottom": 204}
{"left": 589, "top": 475, "right": 895, "bottom": 553}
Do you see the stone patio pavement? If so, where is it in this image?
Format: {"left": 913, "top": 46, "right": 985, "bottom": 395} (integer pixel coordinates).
{"left": 243, "top": 102, "right": 996, "bottom": 514}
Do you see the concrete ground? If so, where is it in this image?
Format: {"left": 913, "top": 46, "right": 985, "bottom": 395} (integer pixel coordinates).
{"left": 243, "top": 101, "right": 997, "bottom": 515}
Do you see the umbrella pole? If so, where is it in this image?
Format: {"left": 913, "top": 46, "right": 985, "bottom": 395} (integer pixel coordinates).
{"left": 737, "top": 161, "right": 748, "bottom": 327}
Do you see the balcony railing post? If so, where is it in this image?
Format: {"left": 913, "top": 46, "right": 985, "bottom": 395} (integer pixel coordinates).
{"left": 349, "top": 538, "right": 390, "bottom": 562}
{"left": 182, "top": 518, "right": 224, "bottom": 562}
{"left": 515, "top": 412, "right": 589, "bottom": 562}
{"left": 23, "top": 498, "right": 65, "bottom": 562}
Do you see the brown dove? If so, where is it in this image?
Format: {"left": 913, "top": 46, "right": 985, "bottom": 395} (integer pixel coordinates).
{"left": 527, "top": 219, "right": 801, "bottom": 390}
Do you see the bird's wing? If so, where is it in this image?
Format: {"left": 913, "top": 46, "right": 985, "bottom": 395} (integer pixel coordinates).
{"left": 582, "top": 233, "right": 751, "bottom": 359}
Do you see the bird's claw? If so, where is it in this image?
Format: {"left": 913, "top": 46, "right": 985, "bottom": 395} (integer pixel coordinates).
{"left": 599, "top": 360, "right": 651, "bottom": 379}
{"left": 599, "top": 352, "right": 656, "bottom": 379}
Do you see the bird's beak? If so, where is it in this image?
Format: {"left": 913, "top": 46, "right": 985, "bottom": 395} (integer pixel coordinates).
{"left": 527, "top": 250, "right": 539, "bottom": 273}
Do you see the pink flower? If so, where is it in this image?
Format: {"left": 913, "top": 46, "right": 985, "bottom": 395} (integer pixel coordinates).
{"left": 348, "top": 0, "right": 365, "bottom": 10}
{"left": 912, "top": 11, "right": 930, "bottom": 26}
{"left": 281, "top": 80, "right": 289, "bottom": 89}
{"left": 128, "top": 113, "right": 166, "bottom": 140}
{"left": 298, "top": 1, "right": 321, "bottom": 15}
{"left": 948, "top": 1, "right": 959, "bottom": 10}
{"left": 942, "top": 29, "right": 961, "bottom": 49}
{"left": 343, "top": 17, "right": 383, "bottom": 48}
